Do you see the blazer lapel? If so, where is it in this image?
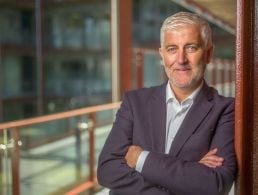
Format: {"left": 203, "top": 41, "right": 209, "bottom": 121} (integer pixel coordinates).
{"left": 169, "top": 83, "right": 214, "bottom": 156}
{"left": 149, "top": 83, "right": 167, "bottom": 153}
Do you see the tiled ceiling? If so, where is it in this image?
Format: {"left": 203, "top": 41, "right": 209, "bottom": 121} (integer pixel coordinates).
{"left": 191, "top": 0, "right": 236, "bottom": 28}
{"left": 172, "top": 0, "right": 236, "bottom": 34}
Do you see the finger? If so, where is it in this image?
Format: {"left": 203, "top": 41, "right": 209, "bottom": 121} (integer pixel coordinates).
{"left": 200, "top": 154, "right": 224, "bottom": 162}
{"left": 200, "top": 158, "right": 223, "bottom": 166}
{"left": 205, "top": 148, "right": 218, "bottom": 156}
{"left": 200, "top": 161, "right": 217, "bottom": 168}
{"left": 203, "top": 155, "right": 224, "bottom": 162}
{"left": 200, "top": 156, "right": 224, "bottom": 165}
{"left": 200, "top": 161, "right": 222, "bottom": 168}
{"left": 200, "top": 156, "right": 224, "bottom": 167}
{"left": 199, "top": 160, "right": 217, "bottom": 168}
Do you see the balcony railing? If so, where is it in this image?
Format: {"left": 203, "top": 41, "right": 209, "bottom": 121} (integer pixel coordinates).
{"left": 0, "top": 102, "right": 121, "bottom": 195}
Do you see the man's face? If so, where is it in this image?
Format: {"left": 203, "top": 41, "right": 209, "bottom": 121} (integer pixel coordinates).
{"left": 159, "top": 24, "right": 212, "bottom": 91}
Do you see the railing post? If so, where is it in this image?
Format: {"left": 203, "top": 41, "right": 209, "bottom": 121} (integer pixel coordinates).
{"left": 88, "top": 113, "right": 95, "bottom": 184}
{"left": 75, "top": 117, "right": 82, "bottom": 180}
{"left": 10, "top": 128, "right": 21, "bottom": 195}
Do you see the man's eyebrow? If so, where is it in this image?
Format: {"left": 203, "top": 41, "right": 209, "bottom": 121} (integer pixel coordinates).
{"left": 185, "top": 43, "right": 200, "bottom": 46}
{"left": 184, "top": 43, "right": 202, "bottom": 49}
{"left": 165, "top": 44, "right": 177, "bottom": 48}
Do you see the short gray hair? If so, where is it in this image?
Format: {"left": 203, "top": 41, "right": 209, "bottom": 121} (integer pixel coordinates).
{"left": 160, "top": 12, "right": 213, "bottom": 49}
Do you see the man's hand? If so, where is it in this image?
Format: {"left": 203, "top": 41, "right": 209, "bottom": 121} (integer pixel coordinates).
{"left": 199, "top": 148, "right": 224, "bottom": 168}
{"left": 125, "top": 145, "right": 143, "bottom": 168}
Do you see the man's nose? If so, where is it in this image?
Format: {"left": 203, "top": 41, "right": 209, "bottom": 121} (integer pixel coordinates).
{"left": 177, "top": 50, "right": 188, "bottom": 65}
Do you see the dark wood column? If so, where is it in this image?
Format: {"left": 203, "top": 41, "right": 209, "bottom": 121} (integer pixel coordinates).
{"left": 35, "top": 0, "right": 44, "bottom": 115}
{"left": 118, "top": 0, "right": 133, "bottom": 96}
{"left": 235, "top": 0, "right": 258, "bottom": 194}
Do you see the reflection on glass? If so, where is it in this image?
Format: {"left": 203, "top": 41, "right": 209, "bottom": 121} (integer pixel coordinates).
{"left": 0, "top": 0, "right": 111, "bottom": 122}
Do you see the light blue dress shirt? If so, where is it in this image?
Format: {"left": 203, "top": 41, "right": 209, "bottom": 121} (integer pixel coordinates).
{"left": 135, "top": 81, "right": 203, "bottom": 172}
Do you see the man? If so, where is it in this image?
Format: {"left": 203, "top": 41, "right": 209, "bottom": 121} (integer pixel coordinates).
{"left": 97, "top": 12, "right": 236, "bottom": 195}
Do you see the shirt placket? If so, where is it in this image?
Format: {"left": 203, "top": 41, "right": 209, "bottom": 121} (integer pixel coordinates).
{"left": 165, "top": 101, "right": 191, "bottom": 154}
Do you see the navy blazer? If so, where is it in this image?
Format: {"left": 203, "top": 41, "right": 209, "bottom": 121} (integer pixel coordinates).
{"left": 97, "top": 81, "right": 236, "bottom": 195}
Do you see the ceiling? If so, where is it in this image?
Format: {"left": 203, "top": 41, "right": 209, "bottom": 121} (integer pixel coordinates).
{"left": 171, "top": 0, "right": 236, "bottom": 34}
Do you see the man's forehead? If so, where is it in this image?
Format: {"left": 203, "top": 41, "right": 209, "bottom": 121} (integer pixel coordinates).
{"left": 163, "top": 32, "right": 203, "bottom": 48}
{"left": 164, "top": 30, "right": 201, "bottom": 40}
{"left": 164, "top": 27, "right": 202, "bottom": 40}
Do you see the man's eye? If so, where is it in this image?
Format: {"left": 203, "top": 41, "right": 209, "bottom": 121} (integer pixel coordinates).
{"left": 167, "top": 47, "right": 177, "bottom": 53}
{"left": 185, "top": 45, "right": 198, "bottom": 53}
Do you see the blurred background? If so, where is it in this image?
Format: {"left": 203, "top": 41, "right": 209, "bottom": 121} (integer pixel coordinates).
{"left": 0, "top": 0, "right": 236, "bottom": 194}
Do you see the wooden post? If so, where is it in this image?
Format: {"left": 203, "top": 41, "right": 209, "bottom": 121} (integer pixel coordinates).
{"left": 35, "top": 0, "right": 44, "bottom": 115}
{"left": 235, "top": 0, "right": 258, "bottom": 194}
{"left": 118, "top": 0, "right": 133, "bottom": 96}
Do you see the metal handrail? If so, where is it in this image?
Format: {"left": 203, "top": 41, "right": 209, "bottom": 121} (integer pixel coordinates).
{"left": 0, "top": 102, "right": 121, "bottom": 130}
{"left": 0, "top": 102, "right": 121, "bottom": 195}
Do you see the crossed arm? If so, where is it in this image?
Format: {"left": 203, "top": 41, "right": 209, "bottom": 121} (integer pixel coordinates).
{"left": 125, "top": 146, "right": 224, "bottom": 169}
{"left": 98, "top": 128, "right": 235, "bottom": 195}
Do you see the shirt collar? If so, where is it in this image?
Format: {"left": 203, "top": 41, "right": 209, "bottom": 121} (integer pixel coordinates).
{"left": 166, "top": 81, "right": 203, "bottom": 104}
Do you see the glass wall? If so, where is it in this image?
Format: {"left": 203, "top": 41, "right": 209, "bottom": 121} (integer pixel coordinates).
{"left": 0, "top": 0, "right": 236, "bottom": 121}
{"left": 0, "top": 108, "right": 117, "bottom": 195}
{"left": 0, "top": 0, "right": 111, "bottom": 122}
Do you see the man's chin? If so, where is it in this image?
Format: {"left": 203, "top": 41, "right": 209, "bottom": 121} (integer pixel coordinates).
{"left": 171, "top": 79, "right": 201, "bottom": 90}
{"left": 171, "top": 83, "right": 191, "bottom": 90}
{"left": 171, "top": 80, "right": 192, "bottom": 89}
{"left": 170, "top": 75, "right": 203, "bottom": 89}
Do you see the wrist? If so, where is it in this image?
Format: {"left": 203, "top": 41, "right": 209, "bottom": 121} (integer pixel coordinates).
{"left": 135, "top": 151, "right": 149, "bottom": 172}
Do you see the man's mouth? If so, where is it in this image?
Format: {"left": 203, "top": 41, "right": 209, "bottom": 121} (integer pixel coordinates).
{"left": 174, "top": 68, "right": 191, "bottom": 71}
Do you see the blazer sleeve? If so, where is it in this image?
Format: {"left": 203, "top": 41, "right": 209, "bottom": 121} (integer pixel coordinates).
{"left": 97, "top": 92, "right": 170, "bottom": 195}
{"left": 140, "top": 100, "right": 236, "bottom": 195}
